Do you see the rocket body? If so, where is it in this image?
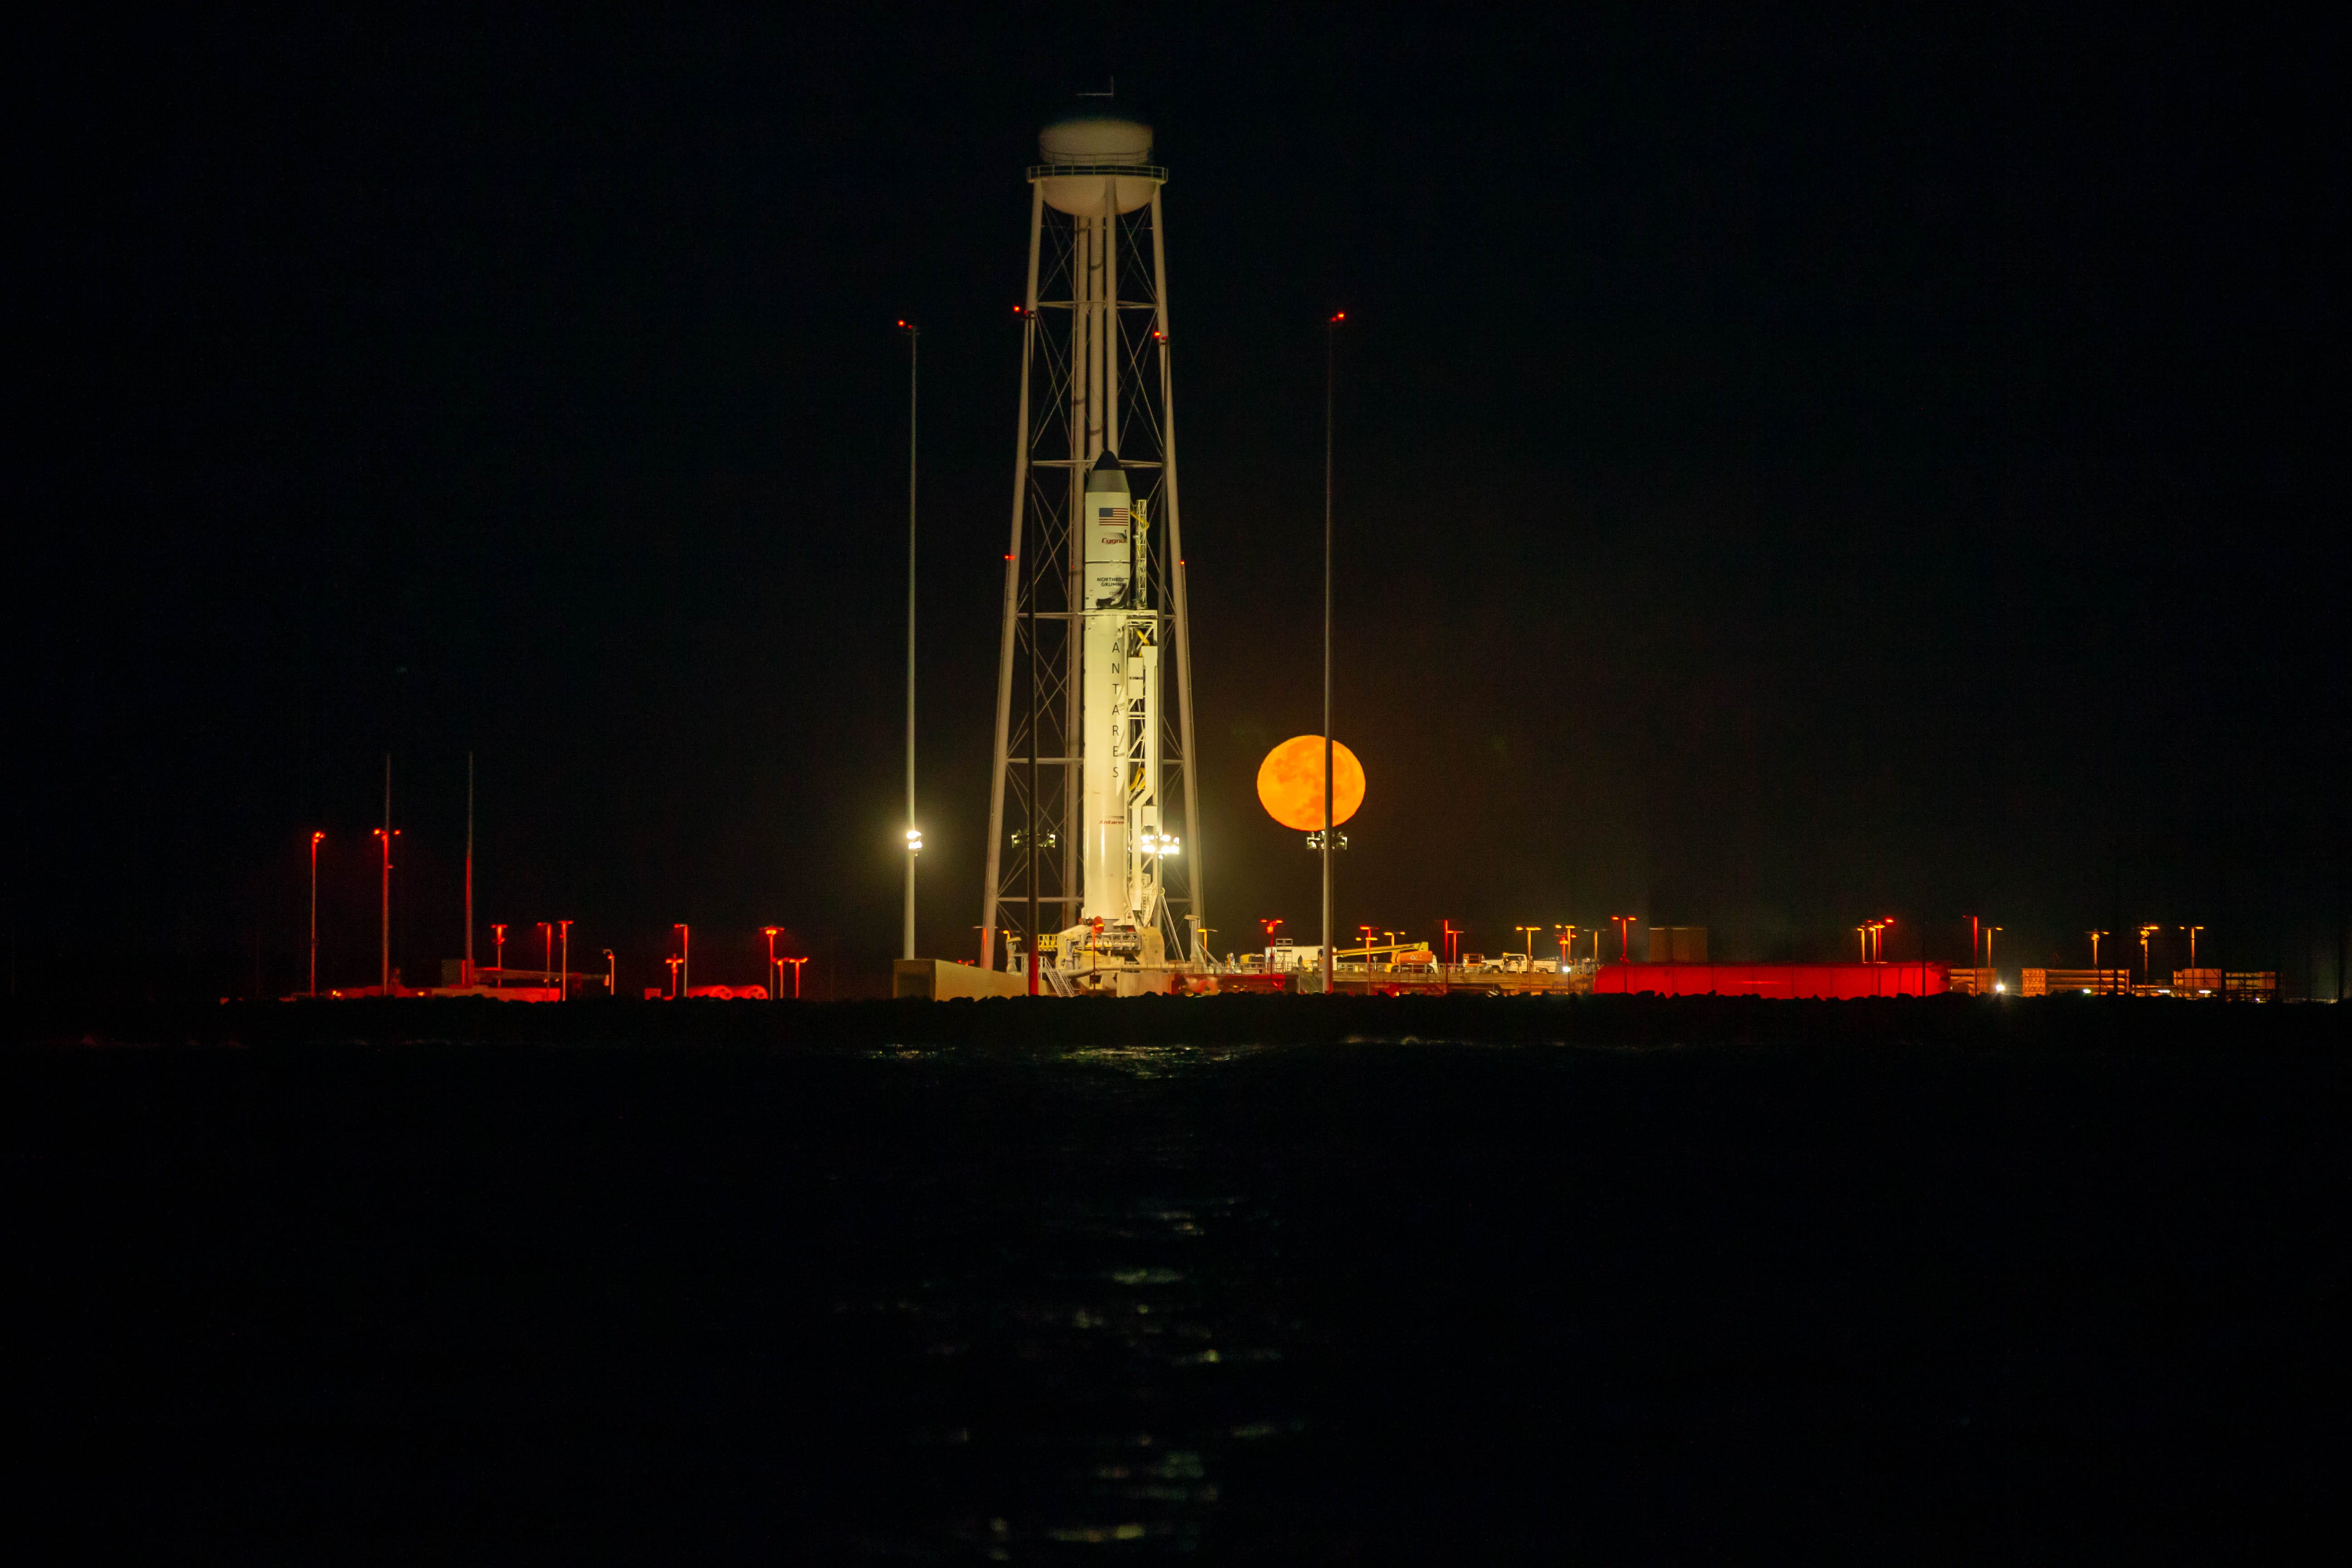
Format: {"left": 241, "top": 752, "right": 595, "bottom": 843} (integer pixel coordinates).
{"left": 1078, "top": 456, "right": 1161, "bottom": 925}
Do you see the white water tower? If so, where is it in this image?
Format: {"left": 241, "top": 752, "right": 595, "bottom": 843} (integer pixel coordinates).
{"left": 980, "top": 108, "right": 1203, "bottom": 984}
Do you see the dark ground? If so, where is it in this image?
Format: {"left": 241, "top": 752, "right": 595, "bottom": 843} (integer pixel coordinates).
{"left": 9, "top": 996, "right": 2347, "bottom": 1560}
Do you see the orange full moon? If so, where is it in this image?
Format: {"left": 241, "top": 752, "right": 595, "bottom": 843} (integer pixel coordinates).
{"left": 1256, "top": 735, "right": 1365, "bottom": 832}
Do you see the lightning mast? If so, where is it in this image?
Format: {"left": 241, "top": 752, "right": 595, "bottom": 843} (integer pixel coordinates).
{"left": 981, "top": 107, "right": 1202, "bottom": 983}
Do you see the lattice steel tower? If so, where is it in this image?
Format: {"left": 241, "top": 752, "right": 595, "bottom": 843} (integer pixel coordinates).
{"left": 981, "top": 109, "right": 1201, "bottom": 982}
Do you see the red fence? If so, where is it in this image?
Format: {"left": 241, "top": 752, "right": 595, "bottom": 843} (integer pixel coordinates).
{"left": 1596, "top": 962, "right": 1950, "bottom": 999}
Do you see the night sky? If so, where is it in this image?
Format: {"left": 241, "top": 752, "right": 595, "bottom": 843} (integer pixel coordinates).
{"left": 15, "top": 9, "right": 2347, "bottom": 999}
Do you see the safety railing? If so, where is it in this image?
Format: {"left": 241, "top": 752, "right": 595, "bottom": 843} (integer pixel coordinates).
{"left": 1028, "top": 161, "right": 1169, "bottom": 182}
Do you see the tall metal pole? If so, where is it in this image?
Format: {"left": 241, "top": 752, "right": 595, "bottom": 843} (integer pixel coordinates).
{"left": 464, "top": 752, "right": 475, "bottom": 985}
{"left": 1321, "top": 314, "right": 1338, "bottom": 996}
{"left": 1027, "top": 555, "right": 1039, "bottom": 992}
{"left": 983, "top": 184, "right": 1046, "bottom": 975}
{"left": 1065, "top": 219, "right": 1087, "bottom": 916}
{"left": 378, "top": 754, "right": 392, "bottom": 994}
{"left": 1150, "top": 186, "right": 1202, "bottom": 961}
{"left": 308, "top": 830, "right": 322, "bottom": 996}
{"left": 903, "top": 323, "right": 920, "bottom": 961}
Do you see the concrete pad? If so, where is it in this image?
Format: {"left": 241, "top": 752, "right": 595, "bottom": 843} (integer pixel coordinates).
{"left": 893, "top": 959, "right": 1029, "bottom": 1000}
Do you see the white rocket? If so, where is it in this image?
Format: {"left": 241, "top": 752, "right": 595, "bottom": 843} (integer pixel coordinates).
{"left": 1077, "top": 452, "right": 1171, "bottom": 942}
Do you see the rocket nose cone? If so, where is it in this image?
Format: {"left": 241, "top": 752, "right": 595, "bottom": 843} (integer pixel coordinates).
{"left": 1083, "top": 450, "right": 1130, "bottom": 495}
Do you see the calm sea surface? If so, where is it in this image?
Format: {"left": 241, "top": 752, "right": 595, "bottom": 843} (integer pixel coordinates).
{"left": 12, "top": 1035, "right": 2346, "bottom": 1558}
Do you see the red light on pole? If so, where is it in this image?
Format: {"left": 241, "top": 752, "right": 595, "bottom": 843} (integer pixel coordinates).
{"left": 1440, "top": 921, "right": 1461, "bottom": 965}
{"left": 783, "top": 955, "right": 808, "bottom": 999}
{"left": 674, "top": 924, "right": 690, "bottom": 995}
{"left": 557, "top": 920, "right": 573, "bottom": 1000}
{"left": 666, "top": 955, "right": 682, "bottom": 1000}
{"left": 1611, "top": 915, "right": 1637, "bottom": 962}
{"left": 603, "top": 948, "right": 615, "bottom": 997}
{"left": 763, "top": 927, "right": 781, "bottom": 1002}
{"left": 492, "top": 923, "right": 506, "bottom": 983}
{"left": 538, "top": 922, "right": 552, "bottom": 988}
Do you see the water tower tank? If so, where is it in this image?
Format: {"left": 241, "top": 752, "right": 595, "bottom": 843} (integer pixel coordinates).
{"left": 1037, "top": 114, "right": 1158, "bottom": 215}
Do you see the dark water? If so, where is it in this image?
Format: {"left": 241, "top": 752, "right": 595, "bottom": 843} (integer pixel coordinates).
{"left": 11, "top": 1034, "right": 2347, "bottom": 1558}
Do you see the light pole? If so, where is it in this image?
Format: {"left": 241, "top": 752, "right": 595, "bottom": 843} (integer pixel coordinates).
{"left": 763, "top": 927, "right": 781, "bottom": 1002}
{"left": 1987, "top": 926, "right": 2002, "bottom": 975}
{"left": 372, "top": 823, "right": 397, "bottom": 994}
{"left": 666, "top": 955, "right": 682, "bottom": 1000}
{"left": 899, "top": 318, "right": 920, "bottom": 962}
{"left": 308, "top": 831, "right": 323, "bottom": 996}
{"left": 2183, "top": 924, "right": 2204, "bottom": 970}
{"left": 538, "top": 922, "right": 552, "bottom": 988}
{"left": 1321, "top": 311, "right": 1345, "bottom": 998}
{"left": 2139, "top": 924, "right": 2160, "bottom": 983}
{"left": 1441, "top": 921, "right": 1460, "bottom": 966}
{"left": 492, "top": 923, "right": 506, "bottom": 986}
{"left": 1515, "top": 925, "right": 1541, "bottom": 963}
{"left": 377, "top": 755, "right": 393, "bottom": 994}
{"left": 1612, "top": 915, "right": 1637, "bottom": 962}
{"left": 603, "top": 948, "right": 615, "bottom": 997}
{"left": 463, "top": 752, "right": 475, "bottom": 985}
{"left": 1555, "top": 925, "right": 1574, "bottom": 970}
{"left": 675, "top": 923, "right": 691, "bottom": 996}
{"left": 783, "top": 955, "right": 808, "bottom": 998}
{"left": 557, "top": 920, "right": 572, "bottom": 1000}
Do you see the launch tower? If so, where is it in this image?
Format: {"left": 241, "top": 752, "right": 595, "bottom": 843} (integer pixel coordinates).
{"left": 981, "top": 110, "right": 1202, "bottom": 991}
